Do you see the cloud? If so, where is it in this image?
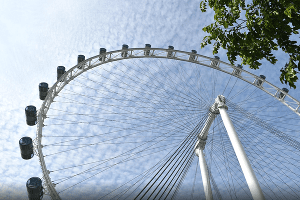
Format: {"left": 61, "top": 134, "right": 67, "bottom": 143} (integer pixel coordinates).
{"left": 1, "top": 0, "right": 300, "bottom": 199}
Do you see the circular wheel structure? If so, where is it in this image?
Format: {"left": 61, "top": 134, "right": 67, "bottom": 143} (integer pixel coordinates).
{"left": 33, "top": 46, "right": 300, "bottom": 200}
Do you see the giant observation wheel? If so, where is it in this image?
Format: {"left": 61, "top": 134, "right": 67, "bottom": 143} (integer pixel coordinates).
{"left": 20, "top": 45, "right": 300, "bottom": 200}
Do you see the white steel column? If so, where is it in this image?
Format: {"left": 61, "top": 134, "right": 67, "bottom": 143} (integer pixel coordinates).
{"left": 195, "top": 147, "right": 213, "bottom": 200}
{"left": 194, "top": 106, "right": 218, "bottom": 200}
{"left": 216, "top": 95, "right": 265, "bottom": 200}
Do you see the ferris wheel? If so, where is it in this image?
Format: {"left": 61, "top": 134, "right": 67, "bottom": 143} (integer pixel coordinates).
{"left": 19, "top": 45, "right": 300, "bottom": 200}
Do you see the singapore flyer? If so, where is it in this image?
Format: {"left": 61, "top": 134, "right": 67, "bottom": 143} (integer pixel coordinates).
{"left": 21, "top": 45, "right": 300, "bottom": 200}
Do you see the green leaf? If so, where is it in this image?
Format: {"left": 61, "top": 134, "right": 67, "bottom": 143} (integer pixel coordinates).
{"left": 199, "top": 0, "right": 300, "bottom": 89}
{"left": 200, "top": 1, "right": 207, "bottom": 12}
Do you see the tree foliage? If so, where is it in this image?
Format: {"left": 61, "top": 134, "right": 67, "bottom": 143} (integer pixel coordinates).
{"left": 199, "top": 0, "right": 300, "bottom": 88}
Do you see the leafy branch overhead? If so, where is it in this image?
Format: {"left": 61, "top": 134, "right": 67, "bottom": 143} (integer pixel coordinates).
{"left": 200, "top": 0, "right": 300, "bottom": 88}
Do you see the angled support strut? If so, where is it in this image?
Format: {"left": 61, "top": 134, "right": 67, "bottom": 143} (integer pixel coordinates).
{"left": 216, "top": 95, "right": 265, "bottom": 200}
{"left": 194, "top": 103, "right": 219, "bottom": 200}
{"left": 195, "top": 95, "right": 265, "bottom": 200}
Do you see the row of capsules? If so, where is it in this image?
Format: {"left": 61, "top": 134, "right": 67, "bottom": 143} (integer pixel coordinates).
{"left": 20, "top": 65, "right": 67, "bottom": 200}
{"left": 19, "top": 44, "right": 131, "bottom": 200}
{"left": 203, "top": 54, "right": 289, "bottom": 100}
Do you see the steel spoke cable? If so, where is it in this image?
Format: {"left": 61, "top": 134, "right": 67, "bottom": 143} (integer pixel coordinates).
{"left": 75, "top": 66, "right": 206, "bottom": 135}
{"left": 227, "top": 100, "right": 300, "bottom": 151}
{"left": 211, "top": 116, "right": 237, "bottom": 198}
{"left": 45, "top": 117, "right": 191, "bottom": 160}
{"left": 65, "top": 77, "right": 202, "bottom": 122}
{"left": 120, "top": 137, "right": 209, "bottom": 200}
{"left": 59, "top": 86, "right": 203, "bottom": 113}
{"left": 44, "top": 94, "right": 202, "bottom": 145}
{"left": 122, "top": 58, "right": 203, "bottom": 108}
{"left": 230, "top": 117, "right": 293, "bottom": 199}
{"left": 50, "top": 142, "right": 178, "bottom": 174}
{"left": 44, "top": 116, "right": 177, "bottom": 149}
{"left": 207, "top": 166, "right": 223, "bottom": 200}
{"left": 228, "top": 82, "right": 253, "bottom": 102}
{"left": 226, "top": 76, "right": 239, "bottom": 100}
{"left": 72, "top": 70, "right": 203, "bottom": 120}
{"left": 190, "top": 160, "right": 198, "bottom": 200}
{"left": 162, "top": 153, "right": 195, "bottom": 200}
{"left": 134, "top": 115, "right": 208, "bottom": 200}
{"left": 44, "top": 110, "right": 199, "bottom": 152}
{"left": 150, "top": 134, "right": 198, "bottom": 200}
{"left": 135, "top": 58, "right": 202, "bottom": 105}
{"left": 44, "top": 110, "right": 201, "bottom": 149}
{"left": 192, "top": 62, "right": 213, "bottom": 105}
{"left": 214, "top": 116, "right": 278, "bottom": 199}
{"left": 230, "top": 116, "right": 300, "bottom": 185}
{"left": 168, "top": 150, "right": 195, "bottom": 200}
{"left": 55, "top": 116, "right": 200, "bottom": 194}
{"left": 232, "top": 118, "right": 300, "bottom": 197}
{"left": 54, "top": 142, "right": 177, "bottom": 184}
{"left": 222, "top": 73, "right": 233, "bottom": 96}
{"left": 135, "top": 129, "right": 199, "bottom": 200}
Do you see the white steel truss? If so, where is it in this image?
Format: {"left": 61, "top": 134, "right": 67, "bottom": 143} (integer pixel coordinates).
{"left": 35, "top": 47, "right": 298, "bottom": 199}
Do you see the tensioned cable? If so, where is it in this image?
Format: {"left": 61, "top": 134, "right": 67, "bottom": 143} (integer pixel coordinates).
{"left": 227, "top": 107, "right": 300, "bottom": 199}
{"left": 55, "top": 106, "right": 207, "bottom": 192}
{"left": 119, "top": 136, "right": 213, "bottom": 200}
{"left": 233, "top": 116, "right": 300, "bottom": 195}
{"left": 190, "top": 160, "right": 198, "bottom": 200}
{"left": 133, "top": 114, "right": 208, "bottom": 200}
{"left": 53, "top": 113, "right": 200, "bottom": 183}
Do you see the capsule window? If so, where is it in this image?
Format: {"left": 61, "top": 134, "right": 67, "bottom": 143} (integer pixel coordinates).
{"left": 39, "top": 82, "right": 48, "bottom": 100}
{"left": 121, "top": 44, "right": 129, "bottom": 58}
{"left": 189, "top": 50, "right": 197, "bottom": 61}
{"left": 25, "top": 106, "right": 37, "bottom": 126}
{"left": 99, "top": 48, "right": 107, "bottom": 61}
{"left": 77, "top": 55, "right": 85, "bottom": 69}
{"left": 26, "top": 177, "right": 43, "bottom": 199}
{"left": 232, "top": 64, "right": 243, "bottom": 76}
{"left": 210, "top": 56, "right": 220, "bottom": 67}
{"left": 57, "top": 66, "right": 66, "bottom": 81}
{"left": 167, "top": 46, "right": 174, "bottom": 58}
{"left": 254, "top": 75, "right": 266, "bottom": 87}
{"left": 144, "top": 44, "right": 151, "bottom": 56}
{"left": 19, "top": 137, "right": 34, "bottom": 160}
{"left": 276, "top": 88, "right": 289, "bottom": 100}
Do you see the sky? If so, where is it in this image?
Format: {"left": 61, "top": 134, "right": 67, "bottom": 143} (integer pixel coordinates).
{"left": 1, "top": 0, "right": 300, "bottom": 200}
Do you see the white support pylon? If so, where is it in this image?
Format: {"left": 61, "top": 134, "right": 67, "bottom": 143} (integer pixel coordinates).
{"left": 194, "top": 105, "right": 219, "bottom": 200}
{"left": 195, "top": 142, "right": 214, "bottom": 200}
{"left": 216, "top": 95, "right": 265, "bottom": 200}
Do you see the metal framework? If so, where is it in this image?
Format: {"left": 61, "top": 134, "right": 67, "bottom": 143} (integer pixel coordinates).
{"left": 194, "top": 95, "right": 265, "bottom": 200}
{"left": 34, "top": 47, "right": 300, "bottom": 199}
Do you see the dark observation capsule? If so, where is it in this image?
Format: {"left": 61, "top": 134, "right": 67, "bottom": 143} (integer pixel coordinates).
{"left": 210, "top": 55, "right": 220, "bottom": 67}
{"left": 167, "top": 46, "right": 174, "bottom": 58}
{"left": 233, "top": 64, "right": 243, "bottom": 76}
{"left": 39, "top": 82, "right": 48, "bottom": 100}
{"left": 77, "top": 55, "right": 85, "bottom": 69}
{"left": 99, "top": 48, "right": 107, "bottom": 61}
{"left": 26, "top": 177, "right": 43, "bottom": 200}
{"left": 255, "top": 75, "right": 266, "bottom": 87}
{"left": 277, "top": 88, "right": 289, "bottom": 100}
{"left": 121, "top": 44, "right": 129, "bottom": 58}
{"left": 144, "top": 44, "right": 151, "bottom": 56}
{"left": 19, "top": 137, "right": 34, "bottom": 160}
{"left": 57, "top": 66, "right": 66, "bottom": 81}
{"left": 189, "top": 50, "right": 197, "bottom": 61}
{"left": 25, "top": 106, "right": 37, "bottom": 126}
